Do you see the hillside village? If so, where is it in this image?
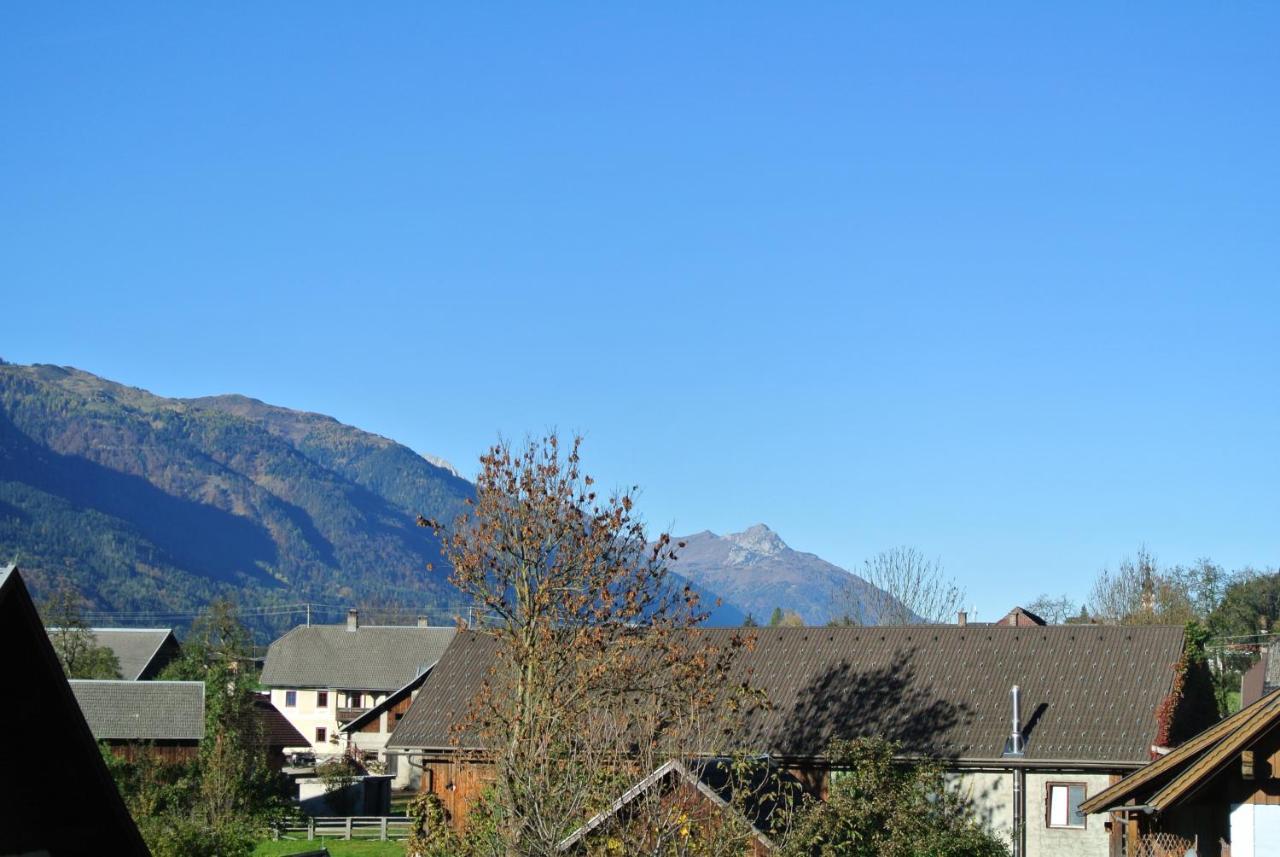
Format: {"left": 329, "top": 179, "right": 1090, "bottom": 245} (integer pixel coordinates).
{"left": 11, "top": 518, "right": 1280, "bottom": 857}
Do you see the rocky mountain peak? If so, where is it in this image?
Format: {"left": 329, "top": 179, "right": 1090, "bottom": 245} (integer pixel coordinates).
{"left": 725, "top": 523, "right": 788, "bottom": 558}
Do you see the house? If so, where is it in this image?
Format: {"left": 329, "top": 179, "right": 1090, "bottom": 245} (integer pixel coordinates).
{"left": 70, "top": 678, "right": 206, "bottom": 762}
{"left": 556, "top": 758, "right": 806, "bottom": 855}
{"left": 0, "top": 565, "right": 149, "bottom": 856}
{"left": 955, "top": 606, "right": 1047, "bottom": 627}
{"left": 338, "top": 667, "right": 434, "bottom": 769}
{"left": 260, "top": 608, "right": 456, "bottom": 786}
{"left": 388, "top": 625, "right": 1211, "bottom": 856}
{"left": 94, "top": 627, "right": 182, "bottom": 679}
{"left": 1080, "top": 687, "right": 1280, "bottom": 856}
{"left": 44, "top": 626, "right": 182, "bottom": 679}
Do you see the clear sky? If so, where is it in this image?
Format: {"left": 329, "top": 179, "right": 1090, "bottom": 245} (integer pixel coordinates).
{"left": 3, "top": 3, "right": 1278, "bottom": 620}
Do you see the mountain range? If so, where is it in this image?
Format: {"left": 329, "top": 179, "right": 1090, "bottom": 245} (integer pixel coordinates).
{"left": 0, "top": 360, "right": 888, "bottom": 633}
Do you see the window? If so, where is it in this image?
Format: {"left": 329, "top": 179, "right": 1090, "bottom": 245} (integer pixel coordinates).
{"left": 315, "top": 727, "right": 327, "bottom": 743}
{"left": 284, "top": 690, "right": 297, "bottom": 708}
{"left": 345, "top": 691, "right": 362, "bottom": 708}
{"left": 317, "top": 691, "right": 329, "bottom": 707}
{"left": 1046, "top": 783, "right": 1087, "bottom": 829}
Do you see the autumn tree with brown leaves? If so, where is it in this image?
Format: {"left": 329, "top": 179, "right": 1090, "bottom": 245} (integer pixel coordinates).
{"left": 419, "top": 435, "right": 764, "bottom": 857}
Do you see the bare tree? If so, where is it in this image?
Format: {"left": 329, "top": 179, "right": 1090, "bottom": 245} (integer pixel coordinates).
{"left": 1087, "top": 547, "right": 1212, "bottom": 626}
{"left": 419, "top": 435, "right": 761, "bottom": 857}
{"left": 1025, "top": 594, "right": 1079, "bottom": 625}
{"left": 854, "top": 547, "right": 964, "bottom": 626}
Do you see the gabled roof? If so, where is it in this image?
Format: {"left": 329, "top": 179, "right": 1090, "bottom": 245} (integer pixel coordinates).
{"left": 70, "top": 679, "right": 205, "bottom": 741}
{"left": 0, "top": 566, "right": 149, "bottom": 855}
{"left": 43, "top": 627, "right": 180, "bottom": 680}
{"left": 997, "top": 606, "right": 1047, "bottom": 626}
{"left": 556, "top": 758, "right": 797, "bottom": 853}
{"left": 89, "top": 628, "right": 179, "bottom": 680}
{"left": 387, "top": 630, "right": 496, "bottom": 750}
{"left": 339, "top": 667, "right": 435, "bottom": 734}
{"left": 390, "top": 625, "right": 1186, "bottom": 765}
{"left": 1080, "top": 688, "right": 1280, "bottom": 815}
{"left": 260, "top": 624, "right": 457, "bottom": 691}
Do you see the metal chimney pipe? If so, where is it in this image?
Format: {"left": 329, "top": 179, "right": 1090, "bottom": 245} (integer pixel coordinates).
{"left": 1011, "top": 685, "right": 1023, "bottom": 753}
{"left": 1009, "top": 684, "right": 1027, "bottom": 857}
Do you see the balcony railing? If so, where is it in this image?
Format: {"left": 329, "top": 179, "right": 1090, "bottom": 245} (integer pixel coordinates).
{"left": 336, "top": 706, "right": 370, "bottom": 723}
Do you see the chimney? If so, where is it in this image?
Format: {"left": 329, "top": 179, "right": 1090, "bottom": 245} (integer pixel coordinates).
{"left": 1003, "top": 685, "right": 1025, "bottom": 757}
{"left": 417, "top": 616, "right": 429, "bottom": 628}
{"left": 346, "top": 609, "right": 359, "bottom": 632}
{"left": 957, "top": 611, "right": 967, "bottom": 627}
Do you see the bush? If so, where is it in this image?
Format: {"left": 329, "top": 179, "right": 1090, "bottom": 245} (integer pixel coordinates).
{"left": 778, "top": 738, "right": 1009, "bottom": 857}
{"left": 136, "top": 813, "right": 253, "bottom": 857}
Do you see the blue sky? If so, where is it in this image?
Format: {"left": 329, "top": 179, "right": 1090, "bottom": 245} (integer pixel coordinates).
{"left": 3, "top": 3, "right": 1278, "bottom": 619}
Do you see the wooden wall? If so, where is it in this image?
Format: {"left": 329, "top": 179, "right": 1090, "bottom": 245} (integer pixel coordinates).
{"left": 358, "top": 693, "right": 416, "bottom": 734}
{"left": 417, "top": 753, "right": 496, "bottom": 831}
{"left": 105, "top": 741, "right": 200, "bottom": 763}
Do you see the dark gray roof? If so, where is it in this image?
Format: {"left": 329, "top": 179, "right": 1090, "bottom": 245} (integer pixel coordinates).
{"left": 91, "top": 628, "right": 178, "bottom": 680}
{"left": 390, "top": 625, "right": 1185, "bottom": 765}
{"left": 69, "top": 680, "right": 205, "bottom": 741}
{"left": 260, "top": 624, "right": 457, "bottom": 691}
{"left": 43, "top": 627, "right": 179, "bottom": 680}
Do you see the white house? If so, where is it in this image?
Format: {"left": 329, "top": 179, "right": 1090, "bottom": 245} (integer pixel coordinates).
{"left": 260, "top": 608, "right": 455, "bottom": 786}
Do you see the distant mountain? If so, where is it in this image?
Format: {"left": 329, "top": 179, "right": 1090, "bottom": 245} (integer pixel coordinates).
{"left": 0, "top": 362, "right": 474, "bottom": 633}
{"left": 0, "top": 362, "right": 744, "bottom": 632}
{"left": 669, "top": 524, "right": 898, "bottom": 625}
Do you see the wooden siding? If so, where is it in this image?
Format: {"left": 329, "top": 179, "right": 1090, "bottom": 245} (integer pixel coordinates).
{"left": 417, "top": 752, "right": 496, "bottom": 831}
{"left": 105, "top": 740, "right": 200, "bottom": 763}
{"left": 359, "top": 693, "right": 416, "bottom": 734}
{"left": 1237, "top": 722, "right": 1280, "bottom": 806}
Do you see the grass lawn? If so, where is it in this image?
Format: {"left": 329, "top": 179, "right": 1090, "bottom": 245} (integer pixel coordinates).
{"left": 253, "top": 840, "right": 406, "bottom": 857}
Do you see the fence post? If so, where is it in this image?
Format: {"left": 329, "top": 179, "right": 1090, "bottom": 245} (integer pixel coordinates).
{"left": 345, "top": 816, "right": 353, "bottom": 840}
{"left": 308, "top": 817, "right": 315, "bottom": 840}
{"left": 381, "top": 816, "right": 388, "bottom": 840}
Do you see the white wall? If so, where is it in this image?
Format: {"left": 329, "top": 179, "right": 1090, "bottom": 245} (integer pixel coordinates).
{"left": 1231, "top": 802, "right": 1280, "bottom": 857}
{"left": 270, "top": 687, "right": 385, "bottom": 756}
{"left": 945, "top": 770, "right": 1113, "bottom": 857}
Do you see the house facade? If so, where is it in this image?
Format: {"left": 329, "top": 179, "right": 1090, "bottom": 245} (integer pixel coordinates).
{"left": 388, "top": 625, "right": 1210, "bottom": 856}
{"left": 260, "top": 608, "right": 455, "bottom": 786}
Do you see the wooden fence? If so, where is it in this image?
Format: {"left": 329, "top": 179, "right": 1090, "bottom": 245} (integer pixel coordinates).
{"left": 273, "top": 815, "right": 414, "bottom": 841}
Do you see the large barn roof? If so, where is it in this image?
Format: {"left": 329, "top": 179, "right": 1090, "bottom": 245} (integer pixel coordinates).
{"left": 389, "top": 624, "right": 1186, "bottom": 766}
{"left": 70, "top": 679, "right": 206, "bottom": 742}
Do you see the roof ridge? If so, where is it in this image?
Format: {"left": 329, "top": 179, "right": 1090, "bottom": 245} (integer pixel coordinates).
{"left": 68, "top": 678, "right": 205, "bottom": 686}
